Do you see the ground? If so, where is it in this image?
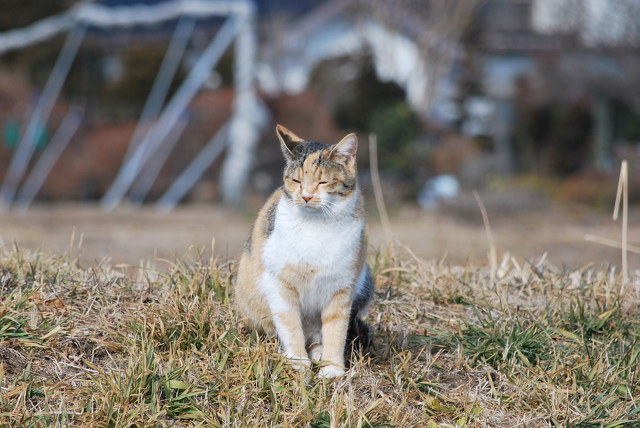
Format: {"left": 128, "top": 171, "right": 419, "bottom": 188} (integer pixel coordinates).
{"left": 1, "top": 198, "right": 639, "bottom": 427}
{"left": 1, "top": 197, "right": 637, "bottom": 270}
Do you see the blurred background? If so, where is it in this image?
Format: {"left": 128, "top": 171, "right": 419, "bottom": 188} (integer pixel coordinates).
{"left": 1, "top": 0, "right": 639, "bottom": 267}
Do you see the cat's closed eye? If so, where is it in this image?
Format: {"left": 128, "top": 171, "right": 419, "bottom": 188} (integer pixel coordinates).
{"left": 318, "top": 181, "right": 327, "bottom": 185}
{"left": 291, "top": 178, "right": 301, "bottom": 183}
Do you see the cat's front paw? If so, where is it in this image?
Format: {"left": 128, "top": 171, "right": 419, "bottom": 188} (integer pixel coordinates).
{"left": 283, "top": 353, "right": 311, "bottom": 371}
{"left": 317, "top": 364, "right": 345, "bottom": 379}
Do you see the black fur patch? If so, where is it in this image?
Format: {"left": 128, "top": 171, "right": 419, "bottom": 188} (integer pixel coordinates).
{"left": 263, "top": 199, "right": 278, "bottom": 237}
{"left": 344, "top": 315, "right": 372, "bottom": 365}
{"left": 351, "top": 264, "right": 374, "bottom": 314}
{"left": 344, "top": 264, "right": 375, "bottom": 365}
{"left": 285, "top": 141, "right": 330, "bottom": 169}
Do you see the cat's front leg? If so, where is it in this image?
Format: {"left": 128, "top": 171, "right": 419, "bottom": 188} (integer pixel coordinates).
{"left": 318, "top": 288, "right": 351, "bottom": 378}
{"left": 262, "top": 273, "right": 310, "bottom": 370}
{"left": 274, "top": 307, "right": 310, "bottom": 370}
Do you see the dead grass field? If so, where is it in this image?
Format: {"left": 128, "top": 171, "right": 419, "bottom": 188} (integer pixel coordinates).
{"left": 1, "top": 199, "right": 640, "bottom": 427}
{"left": 0, "top": 241, "right": 639, "bottom": 427}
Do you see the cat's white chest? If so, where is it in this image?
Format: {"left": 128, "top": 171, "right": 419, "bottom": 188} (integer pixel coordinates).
{"left": 264, "top": 199, "right": 361, "bottom": 270}
{"left": 261, "top": 196, "right": 362, "bottom": 305}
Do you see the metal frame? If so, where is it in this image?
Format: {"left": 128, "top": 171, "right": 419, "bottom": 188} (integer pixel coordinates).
{"left": 129, "top": 115, "right": 189, "bottom": 204}
{"left": 100, "top": 18, "right": 196, "bottom": 208}
{"left": 14, "top": 108, "right": 83, "bottom": 210}
{"left": 0, "top": 24, "right": 87, "bottom": 208}
{"left": 100, "top": 14, "right": 241, "bottom": 211}
{"left": 0, "top": 0, "right": 262, "bottom": 211}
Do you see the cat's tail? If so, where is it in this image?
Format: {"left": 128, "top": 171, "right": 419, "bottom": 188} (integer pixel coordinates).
{"left": 346, "top": 314, "right": 372, "bottom": 352}
{"left": 345, "top": 264, "right": 375, "bottom": 362}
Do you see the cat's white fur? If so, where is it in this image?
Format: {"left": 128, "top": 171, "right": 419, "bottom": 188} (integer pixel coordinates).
{"left": 259, "top": 190, "right": 365, "bottom": 375}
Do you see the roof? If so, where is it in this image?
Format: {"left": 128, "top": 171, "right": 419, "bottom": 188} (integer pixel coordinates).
{"left": 97, "top": 0, "right": 327, "bottom": 17}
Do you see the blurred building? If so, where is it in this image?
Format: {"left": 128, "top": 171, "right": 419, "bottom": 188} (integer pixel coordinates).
{"left": 1, "top": 0, "right": 639, "bottom": 207}
{"left": 459, "top": 0, "right": 640, "bottom": 178}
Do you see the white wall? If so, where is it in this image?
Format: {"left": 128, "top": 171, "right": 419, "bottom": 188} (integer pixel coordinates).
{"left": 532, "top": 0, "right": 640, "bottom": 45}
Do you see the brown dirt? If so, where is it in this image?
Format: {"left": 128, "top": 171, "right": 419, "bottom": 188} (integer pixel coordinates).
{"left": 1, "top": 199, "right": 638, "bottom": 271}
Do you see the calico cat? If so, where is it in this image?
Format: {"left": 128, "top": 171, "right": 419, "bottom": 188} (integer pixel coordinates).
{"left": 235, "top": 125, "right": 374, "bottom": 378}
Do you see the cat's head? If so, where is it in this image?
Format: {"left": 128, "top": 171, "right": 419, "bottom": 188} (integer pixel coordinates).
{"left": 276, "top": 124, "right": 358, "bottom": 213}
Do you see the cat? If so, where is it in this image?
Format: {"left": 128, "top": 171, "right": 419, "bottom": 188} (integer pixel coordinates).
{"left": 234, "top": 124, "right": 374, "bottom": 378}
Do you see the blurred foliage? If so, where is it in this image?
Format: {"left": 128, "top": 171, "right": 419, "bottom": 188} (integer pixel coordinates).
{"left": 216, "top": 51, "right": 235, "bottom": 87}
{"left": 333, "top": 60, "right": 405, "bottom": 130}
{"left": 367, "top": 102, "right": 422, "bottom": 175}
{"left": 332, "top": 59, "right": 422, "bottom": 176}
{"left": 617, "top": 105, "right": 640, "bottom": 142}
{"left": 514, "top": 101, "right": 592, "bottom": 176}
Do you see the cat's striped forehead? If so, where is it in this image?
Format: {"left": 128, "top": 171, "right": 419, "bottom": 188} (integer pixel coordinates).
{"left": 284, "top": 141, "right": 351, "bottom": 177}
{"left": 284, "top": 141, "right": 330, "bottom": 169}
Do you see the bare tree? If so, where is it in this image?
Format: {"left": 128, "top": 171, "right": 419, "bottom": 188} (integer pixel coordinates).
{"left": 358, "top": 0, "right": 478, "bottom": 116}
{"left": 258, "top": 0, "right": 477, "bottom": 119}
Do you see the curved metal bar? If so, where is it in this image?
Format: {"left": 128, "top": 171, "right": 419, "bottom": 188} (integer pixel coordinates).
{"left": 0, "top": 24, "right": 86, "bottom": 209}
{"left": 14, "top": 108, "right": 83, "bottom": 210}
{"left": 101, "top": 18, "right": 196, "bottom": 208}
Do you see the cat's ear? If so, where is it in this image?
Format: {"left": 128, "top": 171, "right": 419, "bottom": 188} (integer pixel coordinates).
{"left": 329, "top": 133, "right": 358, "bottom": 167}
{"left": 276, "top": 124, "right": 304, "bottom": 158}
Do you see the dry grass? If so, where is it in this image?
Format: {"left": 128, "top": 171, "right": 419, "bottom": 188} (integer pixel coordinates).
{"left": 1, "top": 242, "right": 639, "bottom": 427}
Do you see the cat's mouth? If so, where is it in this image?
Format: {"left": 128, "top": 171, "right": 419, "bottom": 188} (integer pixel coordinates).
{"left": 297, "top": 200, "right": 321, "bottom": 209}
{"left": 295, "top": 199, "right": 326, "bottom": 213}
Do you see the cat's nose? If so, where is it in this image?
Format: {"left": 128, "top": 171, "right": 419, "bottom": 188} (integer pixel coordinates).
{"left": 302, "top": 196, "right": 312, "bottom": 203}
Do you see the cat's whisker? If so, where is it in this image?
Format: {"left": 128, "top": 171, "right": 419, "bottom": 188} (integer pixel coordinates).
{"left": 320, "top": 205, "right": 336, "bottom": 220}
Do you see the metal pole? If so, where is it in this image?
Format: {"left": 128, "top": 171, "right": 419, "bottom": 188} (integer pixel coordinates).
{"left": 100, "top": 15, "right": 239, "bottom": 211}
{"left": 101, "top": 18, "right": 195, "bottom": 208}
{"left": 219, "top": 4, "right": 267, "bottom": 206}
{"left": 156, "top": 123, "right": 229, "bottom": 213}
{"left": 128, "top": 114, "right": 189, "bottom": 204}
{"left": 0, "top": 1, "right": 253, "bottom": 55}
{"left": 14, "top": 108, "right": 83, "bottom": 210}
{"left": 123, "top": 19, "right": 195, "bottom": 164}
{"left": 0, "top": 24, "right": 86, "bottom": 208}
